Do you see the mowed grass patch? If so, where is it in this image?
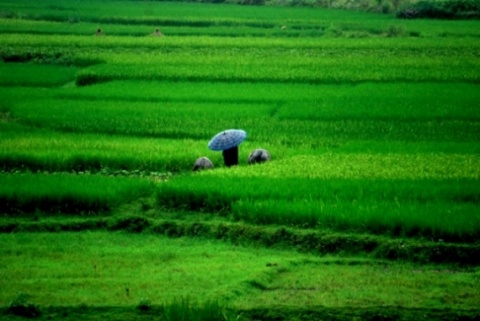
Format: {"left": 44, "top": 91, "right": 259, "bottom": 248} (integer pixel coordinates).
{"left": 0, "top": 232, "right": 479, "bottom": 310}
{"left": 0, "top": 232, "right": 327, "bottom": 307}
{"left": 0, "top": 172, "right": 154, "bottom": 215}
{"left": 241, "top": 260, "right": 480, "bottom": 310}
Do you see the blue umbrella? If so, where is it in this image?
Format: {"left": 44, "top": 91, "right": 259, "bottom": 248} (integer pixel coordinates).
{"left": 208, "top": 129, "right": 247, "bottom": 151}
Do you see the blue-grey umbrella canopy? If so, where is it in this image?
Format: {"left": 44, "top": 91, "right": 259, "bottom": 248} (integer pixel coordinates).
{"left": 208, "top": 129, "right": 247, "bottom": 151}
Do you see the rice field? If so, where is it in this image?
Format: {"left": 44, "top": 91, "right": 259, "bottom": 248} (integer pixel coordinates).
{"left": 1, "top": 0, "right": 480, "bottom": 320}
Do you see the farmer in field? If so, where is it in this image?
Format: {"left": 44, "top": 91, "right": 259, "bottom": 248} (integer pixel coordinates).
{"left": 208, "top": 129, "right": 247, "bottom": 167}
{"left": 95, "top": 28, "right": 104, "bottom": 36}
{"left": 153, "top": 28, "right": 164, "bottom": 37}
{"left": 248, "top": 148, "right": 271, "bottom": 164}
{"left": 193, "top": 157, "right": 213, "bottom": 171}
{"left": 222, "top": 146, "right": 239, "bottom": 167}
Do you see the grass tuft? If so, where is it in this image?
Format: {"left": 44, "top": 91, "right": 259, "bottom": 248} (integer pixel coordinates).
{"left": 160, "top": 297, "right": 236, "bottom": 321}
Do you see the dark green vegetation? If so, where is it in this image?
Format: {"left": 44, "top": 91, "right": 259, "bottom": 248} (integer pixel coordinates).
{"left": 397, "top": 0, "right": 480, "bottom": 19}
{"left": 1, "top": 0, "right": 479, "bottom": 320}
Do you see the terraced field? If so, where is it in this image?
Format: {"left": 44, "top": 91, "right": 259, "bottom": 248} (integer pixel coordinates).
{"left": 1, "top": 0, "right": 479, "bottom": 320}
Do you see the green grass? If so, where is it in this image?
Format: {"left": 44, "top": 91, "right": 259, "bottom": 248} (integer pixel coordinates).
{"left": 9, "top": 98, "right": 270, "bottom": 139}
{"left": 6, "top": 81, "right": 480, "bottom": 121}
{"left": 0, "top": 232, "right": 479, "bottom": 309}
{"left": 0, "top": 0, "right": 479, "bottom": 318}
{"left": 2, "top": 80, "right": 479, "bottom": 152}
{"left": 1, "top": 0, "right": 479, "bottom": 38}
{"left": 0, "top": 63, "right": 77, "bottom": 87}
{"left": 3, "top": 33, "right": 480, "bottom": 49}
{"left": 66, "top": 38, "right": 480, "bottom": 85}
{"left": 0, "top": 172, "right": 154, "bottom": 215}
{"left": 75, "top": 56, "right": 479, "bottom": 85}
{"left": 157, "top": 172, "right": 480, "bottom": 241}
{"left": 0, "top": 122, "right": 215, "bottom": 172}
{"left": 157, "top": 297, "right": 237, "bottom": 321}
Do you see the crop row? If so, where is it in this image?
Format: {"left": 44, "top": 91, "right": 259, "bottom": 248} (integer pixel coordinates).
{"left": 2, "top": 33, "right": 479, "bottom": 71}
{"left": 3, "top": 33, "right": 480, "bottom": 50}
{"left": 50, "top": 81, "right": 480, "bottom": 118}
{"left": 7, "top": 98, "right": 269, "bottom": 139}
{"left": 2, "top": 46, "right": 478, "bottom": 85}
{"left": 0, "top": 17, "right": 323, "bottom": 36}
{"left": 4, "top": 80, "right": 479, "bottom": 121}
{"left": 0, "top": 63, "right": 77, "bottom": 87}
{"left": 1, "top": 163, "right": 479, "bottom": 241}
{"left": 6, "top": 81, "right": 480, "bottom": 162}
{"left": 3, "top": 17, "right": 473, "bottom": 39}
{"left": 5, "top": 96, "right": 480, "bottom": 146}
{"left": 0, "top": 122, "right": 213, "bottom": 172}
{"left": 3, "top": 123, "right": 480, "bottom": 175}
{"left": 1, "top": 0, "right": 479, "bottom": 251}
{"left": 157, "top": 173, "right": 480, "bottom": 242}
{"left": 1, "top": 78, "right": 479, "bottom": 173}
{"left": 1, "top": 0, "right": 343, "bottom": 26}
{"left": 205, "top": 153, "right": 480, "bottom": 180}
{"left": 2, "top": 0, "right": 480, "bottom": 39}
{"left": 0, "top": 172, "right": 154, "bottom": 215}
{"left": 75, "top": 55, "right": 480, "bottom": 85}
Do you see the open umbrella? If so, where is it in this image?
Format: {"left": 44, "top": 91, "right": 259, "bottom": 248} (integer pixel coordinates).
{"left": 208, "top": 129, "right": 246, "bottom": 151}
{"left": 208, "top": 129, "right": 247, "bottom": 167}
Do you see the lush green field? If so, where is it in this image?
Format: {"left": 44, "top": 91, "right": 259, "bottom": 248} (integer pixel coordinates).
{"left": 1, "top": 0, "right": 480, "bottom": 320}
{"left": 1, "top": 233, "right": 479, "bottom": 309}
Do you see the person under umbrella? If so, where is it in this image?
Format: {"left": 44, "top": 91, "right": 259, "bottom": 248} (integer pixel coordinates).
{"left": 208, "top": 129, "right": 247, "bottom": 167}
